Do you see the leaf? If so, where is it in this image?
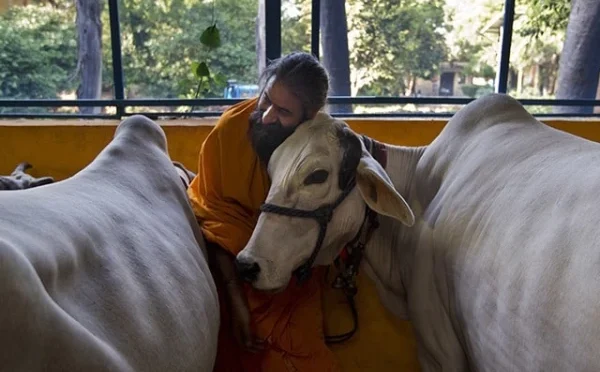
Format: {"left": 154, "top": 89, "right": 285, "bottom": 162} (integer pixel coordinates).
{"left": 201, "top": 78, "right": 211, "bottom": 93}
{"left": 212, "top": 72, "right": 226, "bottom": 86}
{"left": 200, "top": 24, "right": 221, "bottom": 49}
{"left": 192, "top": 61, "right": 210, "bottom": 78}
{"left": 191, "top": 61, "right": 200, "bottom": 77}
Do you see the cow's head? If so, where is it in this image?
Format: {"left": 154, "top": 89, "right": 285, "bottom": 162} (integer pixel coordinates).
{"left": 235, "top": 113, "right": 415, "bottom": 291}
{"left": 0, "top": 162, "right": 54, "bottom": 191}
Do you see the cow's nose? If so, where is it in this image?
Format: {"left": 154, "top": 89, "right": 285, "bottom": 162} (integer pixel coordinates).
{"left": 235, "top": 258, "right": 261, "bottom": 283}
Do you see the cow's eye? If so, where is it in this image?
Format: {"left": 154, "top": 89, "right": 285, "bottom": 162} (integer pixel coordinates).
{"left": 303, "top": 169, "right": 329, "bottom": 185}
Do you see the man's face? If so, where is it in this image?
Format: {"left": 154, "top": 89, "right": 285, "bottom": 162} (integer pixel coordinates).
{"left": 249, "top": 79, "right": 306, "bottom": 165}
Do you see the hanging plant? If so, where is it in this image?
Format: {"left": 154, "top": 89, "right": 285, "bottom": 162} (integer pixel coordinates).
{"left": 190, "top": 0, "right": 222, "bottom": 108}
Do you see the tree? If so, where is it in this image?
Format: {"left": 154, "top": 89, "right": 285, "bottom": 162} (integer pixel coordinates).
{"left": 114, "top": 0, "right": 257, "bottom": 99}
{"left": 349, "top": 0, "right": 448, "bottom": 96}
{"left": 445, "top": 0, "right": 503, "bottom": 95}
{"left": 0, "top": 4, "right": 77, "bottom": 112}
{"left": 445, "top": 0, "right": 570, "bottom": 98}
{"left": 555, "top": 0, "right": 600, "bottom": 114}
{"left": 518, "top": 0, "right": 570, "bottom": 38}
{"left": 281, "top": 0, "right": 311, "bottom": 55}
{"left": 256, "top": 0, "right": 266, "bottom": 78}
{"left": 320, "top": 0, "right": 352, "bottom": 113}
{"left": 75, "top": 0, "right": 103, "bottom": 114}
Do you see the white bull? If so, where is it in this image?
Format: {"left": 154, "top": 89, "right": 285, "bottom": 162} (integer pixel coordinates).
{"left": 0, "top": 115, "right": 218, "bottom": 371}
{"left": 236, "top": 93, "right": 600, "bottom": 371}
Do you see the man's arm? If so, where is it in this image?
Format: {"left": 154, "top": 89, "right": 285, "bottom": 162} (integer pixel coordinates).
{"left": 187, "top": 117, "right": 264, "bottom": 352}
{"left": 205, "top": 229, "right": 265, "bottom": 352}
{"left": 205, "top": 239, "right": 242, "bottom": 292}
{"left": 188, "top": 127, "right": 251, "bottom": 282}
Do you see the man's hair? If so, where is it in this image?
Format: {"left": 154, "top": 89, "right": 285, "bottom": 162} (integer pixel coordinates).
{"left": 258, "top": 51, "right": 330, "bottom": 118}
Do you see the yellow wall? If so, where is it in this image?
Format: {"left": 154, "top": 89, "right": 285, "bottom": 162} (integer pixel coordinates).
{"left": 2, "top": 117, "right": 600, "bottom": 180}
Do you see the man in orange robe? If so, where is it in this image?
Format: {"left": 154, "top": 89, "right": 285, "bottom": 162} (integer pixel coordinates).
{"left": 187, "top": 52, "right": 341, "bottom": 371}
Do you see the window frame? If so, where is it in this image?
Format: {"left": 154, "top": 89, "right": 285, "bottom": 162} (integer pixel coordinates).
{"left": 0, "top": 0, "right": 598, "bottom": 119}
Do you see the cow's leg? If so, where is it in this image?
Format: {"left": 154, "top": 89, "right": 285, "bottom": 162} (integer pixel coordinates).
{"left": 408, "top": 232, "right": 470, "bottom": 372}
{"left": 409, "top": 292, "right": 470, "bottom": 372}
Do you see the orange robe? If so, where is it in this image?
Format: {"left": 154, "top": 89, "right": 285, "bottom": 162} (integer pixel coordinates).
{"left": 187, "top": 98, "right": 341, "bottom": 372}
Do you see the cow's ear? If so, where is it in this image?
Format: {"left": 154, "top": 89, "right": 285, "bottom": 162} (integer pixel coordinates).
{"left": 356, "top": 155, "right": 415, "bottom": 226}
{"left": 29, "top": 177, "right": 54, "bottom": 188}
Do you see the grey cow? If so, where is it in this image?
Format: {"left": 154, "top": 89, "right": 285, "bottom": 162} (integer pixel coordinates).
{"left": 235, "top": 94, "right": 600, "bottom": 371}
{"left": 0, "top": 115, "right": 218, "bottom": 372}
{"left": 0, "top": 162, "right": 54, "bottom": 190}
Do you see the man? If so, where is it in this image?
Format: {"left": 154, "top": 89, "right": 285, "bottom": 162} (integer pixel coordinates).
{"left": 187, "top": 52, "right": 340, "bottom": 371}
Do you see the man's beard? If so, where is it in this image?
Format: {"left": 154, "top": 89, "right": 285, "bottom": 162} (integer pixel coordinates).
{"left": 248, "top": 109, "right": 296, "bottom": 166}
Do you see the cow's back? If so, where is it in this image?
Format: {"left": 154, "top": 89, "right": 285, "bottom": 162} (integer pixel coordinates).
{"left": 414, "top": 94, "right": 600, "bottom": 371}
{"left": 0, "top": 116, "right": 218, "bottom": 372}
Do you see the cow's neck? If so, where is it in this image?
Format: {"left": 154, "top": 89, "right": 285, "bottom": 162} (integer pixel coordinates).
{"left": 362, "top": 142, "right": 426, "bottom": 318}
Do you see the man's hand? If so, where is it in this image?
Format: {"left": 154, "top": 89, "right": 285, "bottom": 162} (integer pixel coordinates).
{"left": 209, "top": 243, "right": 266, "bottom": 353}
{"left": 227, "top": 281, "right": 266, "bottom": 353}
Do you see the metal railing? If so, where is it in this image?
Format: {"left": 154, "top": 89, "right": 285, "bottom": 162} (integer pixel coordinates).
{"left": 1, "top": 0, "right": 599, "bottom": 119}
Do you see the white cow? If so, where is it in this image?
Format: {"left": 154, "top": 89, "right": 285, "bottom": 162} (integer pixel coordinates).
{"left": 0, "top": 115, "right": 218, "bottom": 371}
{"left": 236, "top": 93, "right": 600, "bottom": 371}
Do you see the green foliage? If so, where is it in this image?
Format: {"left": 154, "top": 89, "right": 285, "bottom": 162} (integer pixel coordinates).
{"left": 460, "top": 84, "right": 479, "bottom": 97}
{"left": 281, "top": 0, "right": 311, "bottom": 54}
{"left": 192, "top": 61, "right": 210, "bottom": 79}
{"left": 191, "top": 2, "right": 223, "bottom": 99}
{"left": 480, "top": 64, "right": 496, "bottom": 81}
{"left": 445, "top": 0, "right": 569, "bottom": 96}
{"left": 349, "top": 0, "right": 449, "bottom": 95}
{"left": 200, "top": 24, "right": 222, "bottom": 49}
{"left": 445, "top": 0, "right": 503, "bottom": 83}
{"left": 0, "top": 0, "right": 575, "bottom": 105}
{"left": 461, "top": 84, "right": 493, "bottom": 98}
{"left": 0, "top": 5, "right": 77, "bottom": 105}
{"left": 114, "top": 0, "right": 257, "bottom": 99}
{"left": 518, "top": 0, "right": 570, "bottom": 38}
